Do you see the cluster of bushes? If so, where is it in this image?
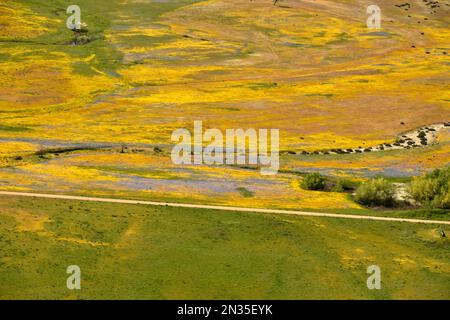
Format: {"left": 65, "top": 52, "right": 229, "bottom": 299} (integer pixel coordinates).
{"left": 352, "top": 167, "right": 449, "bottom": 209}
{"left": 409, "top": 167, "right": 450, "bottom": 209}
{"left": 300, "top": 167, "right": 450, "bottom": 209}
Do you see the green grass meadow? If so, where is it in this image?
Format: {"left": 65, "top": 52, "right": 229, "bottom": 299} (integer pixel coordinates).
{"left": 0, "top": 195, "right": 448, "bottom": 299}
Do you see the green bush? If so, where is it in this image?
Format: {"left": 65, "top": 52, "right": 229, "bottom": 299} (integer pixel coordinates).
{"left": 410, "top": 167, "right": 450, "bottom": 209}
{"left": 354, "top": 178, "right": 395, "bottom": 207}
{"left": 301, "top": 173, "right": 326, "bottom": 191}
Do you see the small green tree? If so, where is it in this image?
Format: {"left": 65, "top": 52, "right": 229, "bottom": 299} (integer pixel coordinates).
{"left": 354, "top": 178, "right": 395, "bottom": 207}
{"left": 301, "top": 173, "right": 326, "bottom": 191}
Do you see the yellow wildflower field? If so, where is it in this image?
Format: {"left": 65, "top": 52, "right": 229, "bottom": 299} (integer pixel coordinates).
{"left": 0, "top": 0, "right": 448, "bottom": 209}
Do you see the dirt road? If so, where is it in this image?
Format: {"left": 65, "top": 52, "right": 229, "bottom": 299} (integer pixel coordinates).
{"left": 0, "top": 191, "right": 449, "bottom": 225}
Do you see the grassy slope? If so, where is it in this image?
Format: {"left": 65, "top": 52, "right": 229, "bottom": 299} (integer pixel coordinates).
{"left": 0, "top": 195, "right": 449, "bottom": 299}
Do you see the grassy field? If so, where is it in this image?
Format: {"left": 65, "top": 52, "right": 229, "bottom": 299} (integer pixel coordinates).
{"left": 0, "top": 195, "right": 449, "bottom": 299}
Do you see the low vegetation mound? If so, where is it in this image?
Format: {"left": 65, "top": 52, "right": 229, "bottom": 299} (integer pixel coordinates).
{"left": 300, "top": 173, "right": 358, "bottom": 193}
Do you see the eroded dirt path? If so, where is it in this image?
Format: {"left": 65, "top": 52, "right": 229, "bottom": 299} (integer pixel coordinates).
{"left": 298, "top": 122, "right": 450, "bottom": 155}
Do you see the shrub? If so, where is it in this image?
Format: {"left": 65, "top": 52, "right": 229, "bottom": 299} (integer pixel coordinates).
{"left": 354, "top": 178, "right": 395, "bottom": 207}
{"left": 301, "top": 173, "right": 326, "bottom": 191}
{"left": 410, "top": 167, "right": 450, "bottom": 209}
